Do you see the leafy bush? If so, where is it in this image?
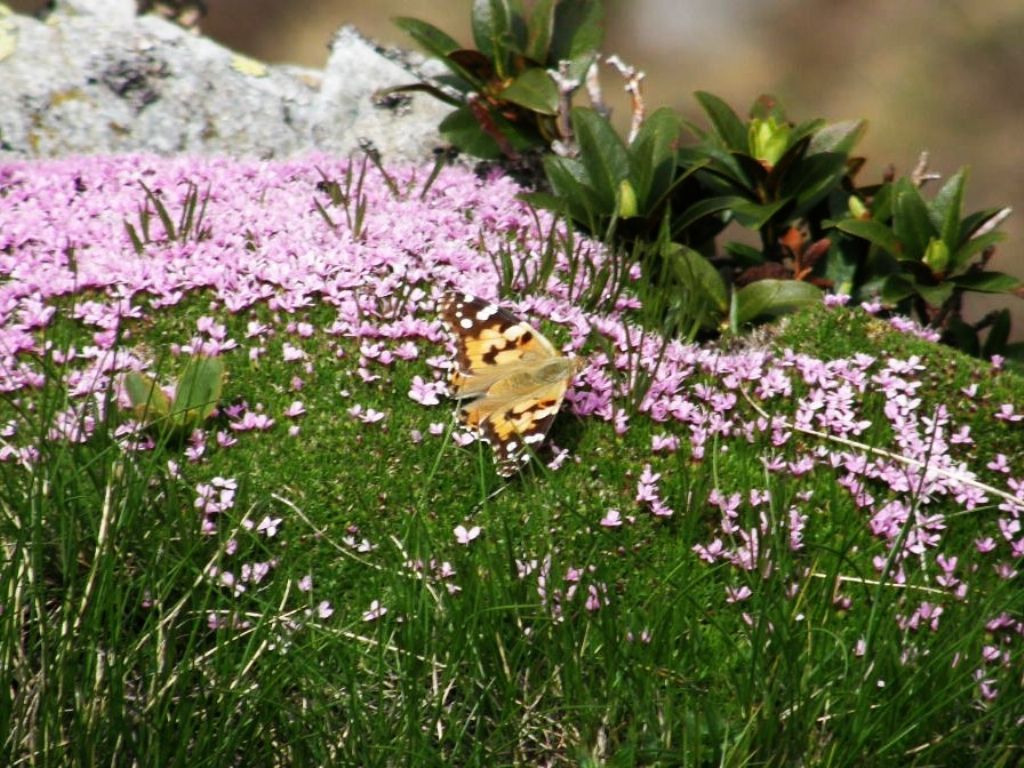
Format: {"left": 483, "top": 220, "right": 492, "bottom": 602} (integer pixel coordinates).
{"left": 396, "top": 4, "right": 1022, "bottom": 360}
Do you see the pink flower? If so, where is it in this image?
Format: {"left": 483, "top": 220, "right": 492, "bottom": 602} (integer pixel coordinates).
{"left": 600, "top": 508, "right": 623, "bottom": 528}
{"left": 362, "top": 600, "right": 387, "bottom": 622}
{"left": 454, "top": 524, "right": 481, "bottom": 545}
{"left": 726, "top": 585, "right": 752, "bottom": 603}
{"left": 408, "top": 375, "right": 444, "bottom": 406}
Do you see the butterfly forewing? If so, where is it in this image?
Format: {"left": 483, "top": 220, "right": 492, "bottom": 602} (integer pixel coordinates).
{"left": 440, "top": 293, "right": 580, "bottom": 476}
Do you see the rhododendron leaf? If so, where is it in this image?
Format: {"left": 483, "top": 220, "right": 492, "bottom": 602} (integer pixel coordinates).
{"left": 171, "top": 356, "right": 225, "bottom": 427}
{"left": 124, "top": 372, "right": 171, "bottom": 422}
{"left": 571, "top": 107, "right": 629, "bottom": 212}
{"left": 951, "top": 271, "right": 1022, "bottom": 294}
{"left": 834, "top": 218, "right": 901, "bottom": 256}
{"left": 808, "top": 119, "right": 867, "bottom": 155}
{"left": 550, "top": 0, "right": 603, "bottom": 62}
{"left": 628, "top": 106, "right": 681, "bottom": 211}
{"left": 394, "top": 17, "right": 463, "bottom": 59}
{"left": 731, "top": 279, "right": 821, "bottom": 327}
{"left": 500, "top": 67, "right": 559, "bottom": 115}
{"left": 694, "top": 91, "right": 747, "bottom": 153}
{"left": 892, "top": 178, "right": 936, "bottom": 259}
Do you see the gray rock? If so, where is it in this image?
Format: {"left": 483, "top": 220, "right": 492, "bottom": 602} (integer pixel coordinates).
{"left": 0, "top": 0, "right": 453, "bottom": 160}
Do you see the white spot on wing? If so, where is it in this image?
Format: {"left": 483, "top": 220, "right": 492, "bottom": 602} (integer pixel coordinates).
{"left": 476, "top": 304, "right": 499, "bottom": 321}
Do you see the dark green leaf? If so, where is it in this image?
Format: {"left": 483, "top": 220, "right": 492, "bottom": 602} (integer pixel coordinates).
{"left": 914, "top": 280, "right": 954, "bottom": 308}
{"left": 525, "top": 0, "right": 555, "bottom": 61}
{"left": 472, "top": 0, "right": 507, "bottom": 63}
{"left": 786, "top": 118, "right": 827, "bottom": 150}
{"left": 730, "top": 198, "right": 790, "bottom": 230}
{"left": 764, "top": 135, "right": 811, "bottom": 198}
{"left": 869, "top": 182, "right": 895, "bottom": 223}
{"left": 124, "top": 372, "right": 172, "bottom": 421}
{"left": 628, "top": 107, "right": 681, "bottom": 211}
{"left": 931, "top": 167, "right": 967, "bottom": 246}
{"left": 732, "top": 279, "right": 822, "bottom": 326}
{"left": 694, "top": 91, "right": 748, "bottom": 152}
{"left": 666, "top": 243, "right": 729, "bottom": 316}
{"left": 542, "top": 155, "right": 607, "bottom": 223}
{"left": 945, "top": 317, "right": 980, "bottom": 357}
{"left": 439, "top": 107, "right": 502, "bottom": 159}
{"left": 959, "top": 206, "right": 1010, "bottom": 242}
{"left": 173, "top": 355, "right": 226, "bottom": 426}
{"left": 500, "top": 67, "right": 559, "bottom": 114}
{"left": 786, "top": 152, "right": 849, "bottom": 215}
{"left": 892, "top": 178, "right": 936, "bottom": 259}
{"left": 950, "top": 271, "right": 1022, "bottom": 293}
{"left": 394, "top": 17, "right": 463, "bottom": 59}
{"left": 672, "top": 196, "right": 747, "bottom": 236}
{"left": 981, "top": 309, "right": 1011, "bottom": 358}
{"left": 821, "top": 239, "right": 860, "bottom": 297}
{"left": 808, "top": 119, "right": 867, "bottom": 155}
{"left": 723, "top": 241, "right": 765, "bottom": 267}
{"left": 834, "top": 218, "right": 901, "bottom": 256}
{"left": 551, "top": 0, "right": 604, "bottom": 61}
{"left": 691, "top": 146, "right": 756, "bottom": 191}
{"left": 950, "top": 230, "right": 1005, "bottom": 275}
{"left": 880, "top": 274, "right": 916, "bottom": 304}
{"left": 571, "top": 107, "right": 629, "bottom": 210}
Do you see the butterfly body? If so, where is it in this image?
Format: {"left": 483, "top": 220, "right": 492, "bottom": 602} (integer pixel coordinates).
{"left": 441, "top": 293, "right": 582, "bottom": 476}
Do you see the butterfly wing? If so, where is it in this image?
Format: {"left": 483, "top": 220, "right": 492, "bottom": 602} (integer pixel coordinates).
{"left": 440, "top": 293, "right": 576, "bottom": 476}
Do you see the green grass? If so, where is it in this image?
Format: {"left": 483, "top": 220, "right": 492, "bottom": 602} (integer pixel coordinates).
{"left": 2, "top": 296, "right": 1023, "bottom": 767}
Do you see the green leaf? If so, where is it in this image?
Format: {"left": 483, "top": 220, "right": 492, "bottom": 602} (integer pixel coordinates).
{"left": 525, "top": 0, "right": 554, "bottom": 61}
{"left": 808, "top": 119, "right": 867, "bottom": 155}
{"left": 931, "top": 167, "right": 967, "bottom": 246}
{"left": 394, "top": 17, "right": 463, "bottom": 59}
{"left": 694, "top": 91, "right": 748, "bottom": 153}
{"left": 785, "top": 152, "right": 849, "bottom": 215}
{"left": 439, "top": 107, "right": 502, "bottom": 159}
{"left": 124, "top": 372, "right": 172, "bottom": 422}
{"left": 913, "top": 280, "right": 954, "bottom": 308}
{"left": 880, "top": 274, "right": 915, "bottom": 304}
{"left": 551, "top": 0, "right": 604, "bottom": 62}
{"left": 892, "top": 178, "right": 936, "bottom": 259}
{"left": 499, "top": 67, "right": 559, "bottom": 114}
{"left": 981, "top": 309, "right": 1011, "bottom": 358}
{"left": 571, "top": 107, "right": 629, "bottom": 210}
{"left": 472, "top": 0, "right": 507, "bottom": 63}
{"left": 628, "top": 107, "right": 681, "bottom": 211}
{"left": 542, "top": 154, "right": 607, "bottom": 223}
{"left": 665, "top": 243, "right": 729, "bottom": 316}
{"left": 834, "top": 218, "right": 901, "bottom": 256}
{"left": 729, "top": 198, "right": 790, "bottom": 230}
{"left": 959, "top": 206, "right": 1010, "bottom": 242}
{"left": 172, "top": 355, "right": 225, "bottom": 426}
{"left": 723, "top": 241, "right": 765, "bottom": 267}
{"left": 672, "top": 196, "right": 746, "bottom": 236}
{"left": 945, "top": 317, "right": 980, "bottom": 357}
{"left": 950, "top": 230, "right": 1006, "bottom": 274}
{"left": 950, "top": 271, "right": 1022, "bottom": 294}
{"left": 732, "top": 279, "right": 822, "bottom": 327}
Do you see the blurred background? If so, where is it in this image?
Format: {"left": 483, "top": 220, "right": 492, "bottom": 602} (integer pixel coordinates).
{"left": 11, "top": 0, "right": 1024, "bottom": 338}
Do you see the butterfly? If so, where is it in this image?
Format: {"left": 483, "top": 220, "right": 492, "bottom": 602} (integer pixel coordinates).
{"left": 440, "top": 293, "right": 583, "bottom": 477}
